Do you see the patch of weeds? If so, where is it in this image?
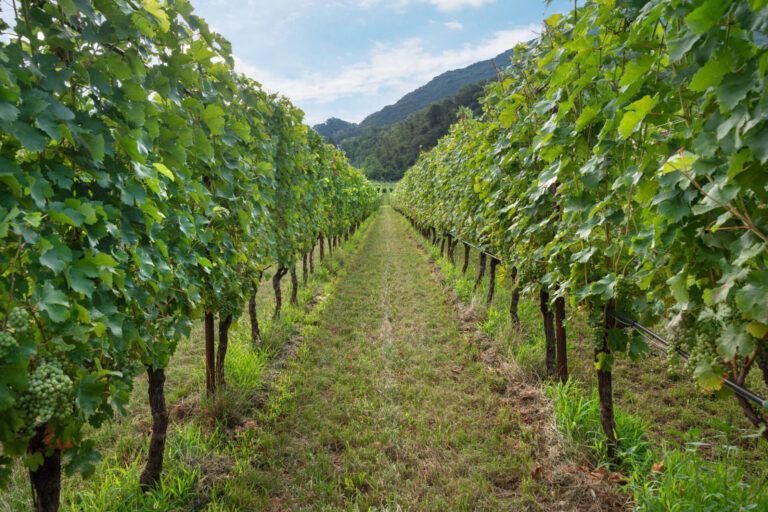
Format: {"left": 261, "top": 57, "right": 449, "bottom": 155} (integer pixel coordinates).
{"left": 298, "top": 285, "right": 314, "bottom": 305}
{"left": 548, "top": 380, "right": 768, "bottom": 511}
{"left": 260, "top": 315, "right": 293, "bottom": 353}
{"left": 63, "top": 448, "right": 201, "bottom": 512}
{"left": 315, "top": 263, "right": 331, "bottom": 282}
{"left": 226, "top": 322, "right": 272, "bottom": 394}
{"left": 630, "top": 438, "right": 768, "bottom": 512}
{"left": 481, "top": 306, "right": 503, "bottom": 338}
{"left": 547, "top": 380, "right": 652, "bottom": 470}
{"left": 453, "top": 273, "right": 474, "bottom": 302}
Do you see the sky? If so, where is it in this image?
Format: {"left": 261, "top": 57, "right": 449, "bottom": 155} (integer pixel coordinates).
{"left": 190, "top": 0, "right": 573, "bottom": 125}
{"left": 190, "top": 0, "right": 572, "bottom": 125}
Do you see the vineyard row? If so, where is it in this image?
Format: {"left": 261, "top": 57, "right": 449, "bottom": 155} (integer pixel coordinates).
{"left": 0, "top": 1, "right": 379, "bottom": 511}
{"left": 393, "top": 0, "right": 768, "bottom": 460}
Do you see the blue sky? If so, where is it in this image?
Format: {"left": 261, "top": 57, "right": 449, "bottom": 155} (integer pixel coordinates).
{"left": 200, "top": 1, "right": 571, "bottom": 125}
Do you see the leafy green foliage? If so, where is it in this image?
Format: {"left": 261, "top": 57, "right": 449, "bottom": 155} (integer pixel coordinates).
{"left": 0, "top": 0, "right": 377, "bottom": 493}
{"left": 394, "top": 0, "right": 768, "bottom": 433}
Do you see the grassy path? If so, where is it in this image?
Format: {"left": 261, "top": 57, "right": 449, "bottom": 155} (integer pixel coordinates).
{"left": 253, "top": 205, "right": 616, "bottom": 511}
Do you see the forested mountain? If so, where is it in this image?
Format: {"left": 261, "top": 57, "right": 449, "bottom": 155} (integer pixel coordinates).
{"left": 313, "top": 47, "right": 514, "bottom": 143}
{"left": 339, "top": 82, "right": 486, "bottom": 181}
{"left": 358, "top": 48, "right": 513, "bottom": 129}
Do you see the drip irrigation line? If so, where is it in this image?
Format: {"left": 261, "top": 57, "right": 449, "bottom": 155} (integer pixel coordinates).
{"left": 609, "top": 310, "right": 766, "bottom": 408}
{"left": 448, "top": 232, "right": 504, "bottom": 262}
{"left": 403, "top": 213, "right": 504, "bottom": 261}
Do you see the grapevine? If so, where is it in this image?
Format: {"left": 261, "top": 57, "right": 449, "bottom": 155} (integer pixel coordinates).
{"left": 394, "top": 0, "right": 768, "bottom": 440}
{"left": 0, "top": 0, "right": 378, "bottom": 507}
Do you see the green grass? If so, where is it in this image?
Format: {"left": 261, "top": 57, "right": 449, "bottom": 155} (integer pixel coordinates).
{"left": 630, "top": 440, "right": 768, "bottom": 512}
{"left": 8, "top": 205, "right": 764, "bottom": 511}
{"left": 547, "top": 381, "right": 768, "bottom": 512}
{"left": 546, "top": 381, "right": 653, "bottom": 471}
{"left": 369, "top": 180, "right": 399, "bottom": 192}
{"left": 232, "top": 205, "right": 607, "bottom": 510}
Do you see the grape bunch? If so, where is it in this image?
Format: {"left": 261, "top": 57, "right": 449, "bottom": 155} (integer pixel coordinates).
{"left": 20, "top": 359, "right": 73, "bottom": 423}
{"left": 517, "top": 259, "right": 545, "bottom": 284}
{"left": 1, "top": 307, "right": 33, "bottom": 359}
{"left": 665, "top": 308, "right": 724, "bottom": 381}
{"left": 0, "top": 330, "right": 15, "bottom": 359}
{"left": 684, "top": 312, "right": 723, "bottom": 375}
{"left": 8, "top": 307, "right": 32, "bottom": 334}
{"left": 614, "top": 275, "right": 641, "bottom": 311}
{"left": 590, "top": 324, "right": 607, "bottom": 351}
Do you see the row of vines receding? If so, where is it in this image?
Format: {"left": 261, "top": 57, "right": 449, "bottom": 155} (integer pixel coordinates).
{"left": 0, "top": 1, "right": 379, "bottom": 510}
{"left": 393, "top": 0, "right": 768, "bottom": 459}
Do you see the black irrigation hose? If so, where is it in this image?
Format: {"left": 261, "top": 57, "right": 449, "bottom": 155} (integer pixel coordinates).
{"left": 609, "top": 310, "right": 767, "bottom": 408}
{"left": 448, "top": 233, "right": 503, "bottom": 262}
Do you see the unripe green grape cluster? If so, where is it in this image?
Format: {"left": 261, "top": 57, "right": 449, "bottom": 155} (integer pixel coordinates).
{"left": 8, "top": 307, "right": 32, "bottom": 334}
{"left": 614, "top": 275, "right": 640, "bottom": 310}
{"left": 685, "top": 314, "right": 722, "bottom": 374}
{"left": 517, "top": 259, "right": 545, "bottom": 284}
{"left": 667, "top": 310, "right": 723, "bottom": 380}
{"left": 20, "top": 359, "right": 73, "bottom": 423}
{"left": 0, "top": 331, "right": 15, "bottom": 358}
{"left": 1, "top": 307, "right": 33, "bottom": 359}
{"left": 590, "top": 324, "right": 607, "bottom": 351}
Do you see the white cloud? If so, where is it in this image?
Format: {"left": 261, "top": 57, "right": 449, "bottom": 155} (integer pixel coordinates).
{"left": 422, "top": 0, "right": 496, "bottom": 11}
{"left": 360, "top": 0, "right": 496, "bottom": 12}
{"left": 444, "top": 21, "right": 463, "bottom": 30}
{"left": 235, "top": 25, "right": 538, "bottom": 123}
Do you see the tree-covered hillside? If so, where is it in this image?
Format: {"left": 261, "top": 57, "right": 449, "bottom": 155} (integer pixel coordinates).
{"left": 339, "top": 82, "right": 486, "bottom": 181}
{"left": 357, "top": 48, "right": 514, "bottom": 129}
{"left": 312, "top": 48, "right": 514, "bottom": 142}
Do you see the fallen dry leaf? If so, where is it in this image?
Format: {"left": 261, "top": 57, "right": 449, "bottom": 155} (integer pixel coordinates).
{"left": 531, "top": 462, "right": 543, "bottom": 479}
{"left": 608, "top": 472, "right": 628, "bottom": 484}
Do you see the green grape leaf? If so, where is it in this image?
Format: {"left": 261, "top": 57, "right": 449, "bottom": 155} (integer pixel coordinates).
{"left": 744, "top": 124, "right": 768, "bottom": 164}
{"left": 746, "top": 321, "right": 768, "bottom": 340}
{"left": 75, "top": 375, "right": 106, "bottom": 418}
{"left": 693, "top": 360, "right": 723, "bottom": 391}
{"left": 717, "top": 72, "right": 754, "bottom": 111}
{"left": 81, "top": 133, "right": 105, "bottom": 164}
{"left": 39, "top": 241, "right": 73, "bottom": 275}
{"left": 669, "top": 32, "right": 700, "bottom": 63}
{"left": 594, "top": 352, "right": 614, "bottom": 371}
{"left": 202, "top": 104, "right": 226, "bottom": 136}
{"left": 4, "top": 121, "right": 47, "bottom": 151}
{"left": 38, "top": 282, "right": 70, "bottom": 323}
{"left": 667, "top": 273, "right": 690, "bottom": 304}
{"left": 618, "top": 95, "right": 658, "bottom": 139}
{"left": 735, "top": 277, "right": 768, "bottom": 323}
{"left": 685, "top": 0, "right": 728, "bottom": 35}
{"left": 718, "top": 324, "right": 755, "bottom": 360}
{"left": 590, "top": 274, "right": 616, "bottom": 300}
{"left": 689, "top": 57, "right": 730, "bottom": 92}
{"left": 0, "top": 103, "right": 19, "bottom": 122}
